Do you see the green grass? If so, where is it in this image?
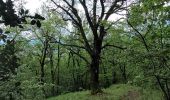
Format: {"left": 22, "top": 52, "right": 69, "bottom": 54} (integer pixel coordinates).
{"left": 47, "top": 84, "right": 163, "bottom": 100}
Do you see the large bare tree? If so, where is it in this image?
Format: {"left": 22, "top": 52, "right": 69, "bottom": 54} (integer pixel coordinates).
{"left": 50, "top": 0, "right": 127, "bottom": 94}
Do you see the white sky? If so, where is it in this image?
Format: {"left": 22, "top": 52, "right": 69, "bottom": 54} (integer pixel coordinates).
{"left": 24, "top": 0, "right": 129, "bottom": 21}
{"left": 24, "top": 0, "right": 47, "bottom": 14}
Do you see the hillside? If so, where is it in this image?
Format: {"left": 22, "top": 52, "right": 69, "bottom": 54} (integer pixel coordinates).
{"left": 1, "top": 0, "right": 170, "bottom": 99}
{"left": 47, "top": 84, "right": 163, "bottom": 100}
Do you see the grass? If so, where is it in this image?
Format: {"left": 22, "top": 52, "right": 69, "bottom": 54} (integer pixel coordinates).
{"left": 47, "top": 84, "right": 163, "bottom": 100}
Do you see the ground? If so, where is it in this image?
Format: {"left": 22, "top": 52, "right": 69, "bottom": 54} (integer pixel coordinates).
{"left": 47, "top": 84, "right": 163, "bottom": 100}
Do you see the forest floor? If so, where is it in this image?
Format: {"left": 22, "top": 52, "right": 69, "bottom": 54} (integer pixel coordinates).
{"left": 47, "top": 84, "right": 163, "bottom": 100}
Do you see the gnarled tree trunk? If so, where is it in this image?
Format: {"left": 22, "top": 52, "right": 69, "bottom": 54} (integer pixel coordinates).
{"left": 90, "top": 38, "right": 103, "bottom": 94}
{"left": 90, "top": 55, "right": 100, "bottom": 94}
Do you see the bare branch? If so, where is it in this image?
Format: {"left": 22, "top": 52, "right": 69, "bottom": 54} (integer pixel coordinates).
{"left": 93, "top": 0, "right": 97, "bottom": 24}
{"left": 68, "top": 48, "right": 90, "bottom": 64}
{"left": 127, "top": 20, "right": 149, "bottom": 51}
{"left": 50, "top": 40, "right": 86, "bottom": 50}
{"left": 105, "top": 0, "right": 125, "bottom": 20}
{"left": 99, "top": 0, "right": 105, "bottom": 21}
{"left": 102, "top": 43, "right": 127, "bottom": 50}
{"left": 105, "top": 17, "right": 125, "bottom": 31}
{"left": 51, "top": 0, "right": 93, "bottom": 54}
{"left": 51, "top": 0, "right": 79, "bottom": 25}
{"left": 79, "top": 0, "right": 98, "bottom": 38}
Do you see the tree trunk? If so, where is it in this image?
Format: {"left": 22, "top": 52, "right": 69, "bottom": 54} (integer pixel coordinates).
{"left": 49, "top": 46, "right": 55, "bottom": 96}
{"left": 56, "top": 42, "right": 60, "bottom": 94}
{"left": 90, "top": 54, "right": 102, "bottom": 94}
{"left": 119, "top": 63, "right": 127, "bottom": 83}
{"left": 89, "top": 37, "right": 103, "bottom": 94}
{"left": 112, "top": 71, "right": 117, "bottom": 84}
{"left": 71, "top": 54, "right": 77, "bottom": 90}
{"left": 40, "top": 39, "right": 48, "bottom": 97}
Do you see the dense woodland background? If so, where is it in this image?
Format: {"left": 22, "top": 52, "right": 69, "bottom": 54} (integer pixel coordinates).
{"left": 0, "top": 0, "right": 170, "bottom": 100}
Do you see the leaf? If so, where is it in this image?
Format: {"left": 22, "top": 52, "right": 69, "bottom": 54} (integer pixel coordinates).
{"left": 31, "top": 20, "right": 36, "bottom": 25}
{"left": 7, "top": 40, "right": 11, "bottom": 44}
{"left": 18, "top": 25, "right": 24, "bottom": 28}
{"left": 5, "top": 31, "right": 10, "bottom": 34}
{"left": 36, "top": 20, "right": 41, "bottom": 28}
{"left": 25, "top": 10, "right": 29, "bottom": 14}
{"left": 21, "top": 18, "right": 27, "bottom": 23}
{"left": 34, "top": 13, "right": 45, "bottom": 20}
{"left": 20, "top": 8, "right": 24, "bottom": 15}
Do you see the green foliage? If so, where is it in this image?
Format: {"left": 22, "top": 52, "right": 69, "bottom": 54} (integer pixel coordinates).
{"left": 0, "top": 0, "right": 170, "bottom": 99}
{"left": 0, "top": 0, "right": 45, "bottom": 29}
{"left": 14, "top": 65, "right": 45, "bottom": 100}
{"left": 0, "top": 40, "right": 19, "bottom": 81}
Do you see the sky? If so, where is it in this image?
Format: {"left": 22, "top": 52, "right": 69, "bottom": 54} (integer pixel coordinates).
{"left": 24, "top": 0, "right": 128, "bottom": 21}
{"left": 24, "top": 0, "right": 46, "bottom": 14}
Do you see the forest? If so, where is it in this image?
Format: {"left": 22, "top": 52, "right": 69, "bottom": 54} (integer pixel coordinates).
{"left": 0, "top": 0, "right": 170, "bottom": 100}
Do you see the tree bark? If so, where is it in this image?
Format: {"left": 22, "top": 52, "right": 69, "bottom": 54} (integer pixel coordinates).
{"left": 90, "top": 55, "right": 101, "bottom": 94}
{"left": 90, "top": 38, "right": 103, "bottom": 94}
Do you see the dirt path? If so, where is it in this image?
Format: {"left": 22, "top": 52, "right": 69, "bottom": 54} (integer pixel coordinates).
{"left": 120, "top": 90, "right": 141, "bottom": 100}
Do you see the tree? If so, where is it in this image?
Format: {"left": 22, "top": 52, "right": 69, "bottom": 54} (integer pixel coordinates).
{"left": 127, "top": 0, "right": 170, "bottom": 99}
{"left": 0, "top": 0, "right": 45, "bottom": 29}
{"left": 50, "top": 0, "right": 127, "bottom": 94}
{"left": 0, "top": 40, "right": 19, "bottom": 81}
